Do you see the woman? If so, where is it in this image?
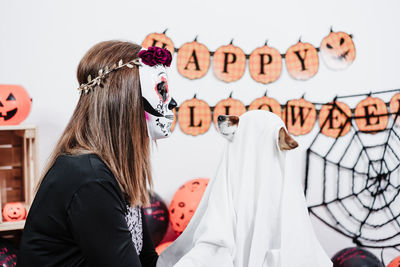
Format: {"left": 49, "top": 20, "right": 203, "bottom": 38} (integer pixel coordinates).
{"left": 18, "top": 41, "right": 176, "bottom": 267}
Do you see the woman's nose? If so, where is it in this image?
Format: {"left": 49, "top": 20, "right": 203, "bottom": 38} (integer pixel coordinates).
{"left": 168, "top": 98, "right": 177, "bottom": 110}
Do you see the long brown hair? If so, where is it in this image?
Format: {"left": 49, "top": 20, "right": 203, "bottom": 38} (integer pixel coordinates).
{"left": 39, "top": 40, "right": 152, "bottom": 206}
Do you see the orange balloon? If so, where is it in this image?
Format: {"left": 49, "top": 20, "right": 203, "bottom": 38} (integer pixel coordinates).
{"left": 2, "top": 202, "right": 26, "bottom": 222}
{"left": 169, "top": 178, "right": 209, "bottom": 233}
{"left": 0, "top": 85, "right": 31, "bottom": 125}
{"left": 388, "top": 256, "right": 400, "bottom": 267}
{"left": 156, "top": 241, "right": 173, "bottom": 255}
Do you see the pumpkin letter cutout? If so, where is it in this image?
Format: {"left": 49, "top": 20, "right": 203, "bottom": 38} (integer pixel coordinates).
{"left": 283, "top": 98, "right": 317, "bottom": 136}
{"left": 177, "top": 41, "right": 210, "bottom": 79}
{"left": 0, "top": 85, "right": 32, "bottom": 125}
{"left": 213, "top": 44, "right": 246, "bottom": 82}
{"left": 142, "top": 32, "right": 175, "bottom": 56}
{"left": 249, "top": 45, "right": 282, "bottom": 84}
{"left": 319, "top": 101, "right": 352, "bottom": 138}
{"left": 2, "top": 202, "right": 26, "bottom": 222}
{"left": 249, "top": 96, "right": 282, "bottom": 118}
{"left": 178, "top": 96, "right": 212, "bottom": 136}
{"left": 213, "top": 97, "right": 247, "bottom": 127}
{"left": 169, "top": 178, "right": 209, "bottom": 233}
{"left": 320, "top": 31, "right": 356, "bottom": 70}
{"left": 285, "top": 41, "right": 319, "bottom": 80}
{"left": 355, "top": 96, "right": 388, "bottom": 133}
{"left": 389, "top": 92, "right": 400, "bottom": 126}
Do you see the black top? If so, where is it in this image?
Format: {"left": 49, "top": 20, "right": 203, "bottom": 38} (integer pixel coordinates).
{"left": 18, "top": 154, "right": 158, "bottom": 267}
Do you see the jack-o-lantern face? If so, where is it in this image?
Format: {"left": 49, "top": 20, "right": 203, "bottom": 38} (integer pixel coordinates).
{"left": 249, "top": 45, "right": 282, "bottom": 84}
{"left": 142, "top": 32, "right": 175, "bottom": 56}
{"left": 283, "top": 98, "right": 317, "bottom": 136}
{"left": 285, "top": 41, "right": 319, "bottom": 80}
{"left": 213, "top": 44, "right": 246, "bottom": 82}
{"left": 178, "top": 96, "right": 212, "bottom": 136}
{"left": 0, "top": 85, "right": 32, "bottom": 125}
{"left": 213, "top": 97, "right": 247, "bottom": 128}
{"left": 177, "top": 41, "right": 210, "bottom": 79}
{"left": 2, "top": 202, "right": 26, "bottom": 222}
{"left": 320, "top": 31, "right": 356, "bottom": 70}
{"left": 319, "top": 101, "right": 352, "bottom": 138}
{"left": 249, "top": 96, "right": 282, "bottom": 118}
{"left": 355, "top": 96, "right": 388, "bottom": 133}
{"left": 169, "top": 178, "right": 209, "bottom": 233}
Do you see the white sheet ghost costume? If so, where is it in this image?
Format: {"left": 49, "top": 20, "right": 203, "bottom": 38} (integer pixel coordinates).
{"left": 157, "top": 110, "right": 332, "bottom": 267}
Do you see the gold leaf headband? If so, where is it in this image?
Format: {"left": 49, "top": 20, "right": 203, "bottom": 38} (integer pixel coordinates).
{"left": 77, "top": 58, "right": 142, "bottom": 94}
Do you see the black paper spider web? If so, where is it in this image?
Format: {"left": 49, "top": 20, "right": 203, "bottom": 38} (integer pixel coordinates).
{"left": 304, "top": 90, "right": 400, "bottom": 251}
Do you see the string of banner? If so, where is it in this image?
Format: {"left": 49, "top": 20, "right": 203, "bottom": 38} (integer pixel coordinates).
{"left": 169, "top": 89, "right": 400, "bottom": 137}
{"left": 142, "top": 28, "right": 356, "bottom": 83}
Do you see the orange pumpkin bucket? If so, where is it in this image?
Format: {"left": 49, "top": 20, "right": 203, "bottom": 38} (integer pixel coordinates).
{"left": 2, "top": 202, "right": 26, "bottom": 222}
{"left": 0, "top": 85, "right": 32, "bottom": 125}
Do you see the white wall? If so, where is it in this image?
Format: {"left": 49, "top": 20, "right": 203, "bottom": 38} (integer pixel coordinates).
{"left": 1, "top": 0, "right": 400, "bottom": 263}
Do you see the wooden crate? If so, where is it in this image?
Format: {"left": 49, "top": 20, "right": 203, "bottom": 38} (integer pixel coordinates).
{"left": 0, "top": 125, "right": 38, "bottom": 231}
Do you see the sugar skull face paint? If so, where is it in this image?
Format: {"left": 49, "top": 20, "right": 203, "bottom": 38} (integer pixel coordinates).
{"left": 139, "top": 63, "right": 177, "bottom": 140}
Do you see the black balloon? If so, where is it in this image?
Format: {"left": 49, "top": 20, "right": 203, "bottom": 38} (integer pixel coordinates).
{"left": 332, "top": 247, "right": 383, "bottom": 267}
{"left": 143, "top": 193, "right": 169, "bottom": 246}
{"left": 0, "top": 238, "right": 17, "bottom": 267}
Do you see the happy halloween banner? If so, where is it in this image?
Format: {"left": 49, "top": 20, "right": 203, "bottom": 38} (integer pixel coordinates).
{"left": 170, "top": 89, "right": 400, "bottom": 138}
{"left": 142, "top": 29, "right": 356, "bottom": 83}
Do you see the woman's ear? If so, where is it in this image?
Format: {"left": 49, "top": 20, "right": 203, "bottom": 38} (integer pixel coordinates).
{"left": 217, "top": 115, "right": 239, "bottom": 142}
{"left": 278, "top": 127, "right": 298, "bottom": 150}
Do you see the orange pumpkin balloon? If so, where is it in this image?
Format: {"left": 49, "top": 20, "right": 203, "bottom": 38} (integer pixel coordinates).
{"left": 0, "top": 85, "right": 31, "bottom": 125}
{"left": 283, "top": 98, "right": 317, "bottom": 136}
{"left": 249, "top": 45, "right": 282, "bottom": 84}
{"left": 142, "top": 32, "right": 175, "bottom": 56}
{"left": 213, "top": 44, "right": 246, "bottom": 82}
{"left": 285, "top": 41, "right": 319, "bottom": 80}
{"left": 169, "top": 178, "right": 209, "bottom": 233}
{"left": 388, "top": 256, "right": 400, "bottom": 267}
{"left": 213, "top": 97, "right": 247, "bottom": 127}
{"left": 2, "top": 202, "right": 26, "bottom": 222}
{"left": 355, "top": 96, "right": 388, "bottom": 133}
{"left": 319, "top": 101, "right": 352, "bottom": 138}
{"left": 156, "top": 241, "right": 173, "bottom": 255}
{"left": 178, "top": 96, "right": 212, "bottom": 136}
{"left": 320, "top": 31, "right": 356, "bottom": 70}
{"left": 177, "top": 41, "right": 210, "bottom": 79}
{"left": 389, "top": 92, "right": 400, "bottom": 126}
{"left": 249, "top": 96, "right": 282, "bottom": 118}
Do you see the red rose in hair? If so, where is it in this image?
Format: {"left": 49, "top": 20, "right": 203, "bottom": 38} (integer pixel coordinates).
{"left": 138, "top": 47, "right": 172, "bottom": 67}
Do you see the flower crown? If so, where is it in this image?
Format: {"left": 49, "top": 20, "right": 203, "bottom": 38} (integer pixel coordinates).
{"left": 77, "top": 46, "right": 172, "bottom": 94}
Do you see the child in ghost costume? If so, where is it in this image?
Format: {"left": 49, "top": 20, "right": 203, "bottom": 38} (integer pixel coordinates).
{"left": 157, "top": 110, "right": 332, "bottom": 267}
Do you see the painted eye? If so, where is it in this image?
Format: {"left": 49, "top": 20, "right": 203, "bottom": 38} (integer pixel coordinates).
{"left": 157, "top": 81, "right": 168, "bottom": 102}
{"left": 326, "top": 43, "right": 333, "bottom": 49}
{"left": 6, "top": 93, "right": 16, "bottom": 101}
{"left": 340, "top": 38, "right": 345, "bottom": 45}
